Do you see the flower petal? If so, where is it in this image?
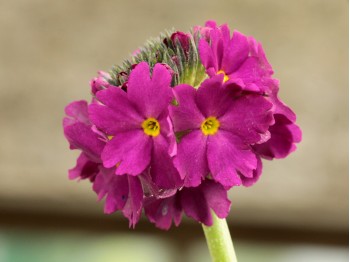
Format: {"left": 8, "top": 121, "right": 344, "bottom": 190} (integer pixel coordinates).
{"left": 180, "top": 185, "right": 211, "bottom": 225}
{"left": 207, "top": 131, "right": 258, "bottom": 187}
{"left": 122, "top": 176, "right": 144, "bottom": 228}
{"left": 195, "top": 75, "right": 233, "bottom": 118}
{"left": 222, "top": 30, "right": 249, "bottom": 74}
{"left": 64, "top": 122, "right": 104, "bottom": 162}
{"left": 171, "top": 31, "right": 191, "bottom": 54}
{"left": 93, "top": 169, "right": 143, "bottom": 227}
{"left": 158, "top": 111, "right": 177, "bottom": 157}
{"left": 218, "top": 24, "right": 231, "bottom": 44}
{"left": 101, "top": 130, "right": 152, "bottom": 175}
{"left": 229, "top": 57, "right": 270, "bottom": 92}
{"left": 150, "top": 134, "right": 183, "bottom": 189}
{"left": 127, "top": 62, "right": 173, "bottom": 118}
{"left": 89, "top": 104, "right": 141, "bottom": 135}
{"left": 254, "top": 114, "right": 302, "bottom": 159}
{"left": 64, "top": 100, "right": 90, "bottom": 126}
{"left": 248, "top": 37, "right": 273, "bottom": 77}
{"left": 174, "top": 130, "right": 208, "bottom": 187}
{"left": 219, "top": 94, "right": 274, "bottom": 144}
{"left": 68, "top": 153, "right": 99, "bottom": 181}
{"left": 240, "top": 154, "right": 262, "bottom": 187}
{"left": 201, "top": 180, "right": 231, "bottom": 219}
{"left": 170, "top": 84, "right": 204, "bottom": 132}
{"left": 89, "top": 87, "right": 143, "bottom": 134}
{"left": 144, "top": 195, "right": 182, "bottom": 230}
{"left": 180, "top": 180, "right": 231, "bottom": 226}
{"left": 93, "top": 168, "right": 129, "bottom": 213}
{"left": 205, "top": 20, "right": 217, "bottom": 28}
{"left": 199, "top": 38, "right": 217, "bottom": 72}
{"left": 209, "top": 28, "right": 225, "bottom": 69}
{"left": 267, "top": 81, "right": 297, "bottom": 122}
{"left": 90, "top": 71, "right": 117, "bottom": 95}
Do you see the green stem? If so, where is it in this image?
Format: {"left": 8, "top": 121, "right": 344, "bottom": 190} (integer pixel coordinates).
{"left": 202, "top": 212, "right": 237, "bottom": 262}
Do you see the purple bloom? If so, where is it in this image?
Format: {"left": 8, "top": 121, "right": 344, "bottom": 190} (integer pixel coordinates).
{"left": 89, "top": 62, "right": 182, "bottom": 189}
{"left": 198, "top": 20, "right": 273, "bottom": 93}
{"left": 63, "top": 100, "right": 145, "bottom": 227}
{"left": 254, "top": 115, "right": 302, "bottom": 159}
{"left": 144, "top": 179, "right": 231, "bottom": 229}
{"left": 132, "top": 49, "right": 141, "bottom": 56}
{"left": 63, "top": 21, "right": 302, "bottom": 230}
{"left": 144, "top": 192, "right": 182, "bottom": 230}
{"left": 68, "top": 153, "right": 100, "bottom": 181}
{"left": 197, "top": 21, "right": 301, "bottom": 160}
{"left": 254, "top": 80, "right": 302, "bottom": 159}
{"left": 171, "top": 31, "right": 191, "bottom": 54}
{"left": 90, "top": 71, "right": 117, "bottom": 95}
{"left": 170, "top": 75, "right": 274, "bottom": 188}
{"left": 93, "top": 167, "right": 143, "bottom": 228}
{"left": 63, "top": 100, "right": 105, "bottom": 181}
{"left": 193, "top": 20, "right": 217, "bottom": 41}
{"left": 180, "top": 179, "right": 231, "bottom": 225}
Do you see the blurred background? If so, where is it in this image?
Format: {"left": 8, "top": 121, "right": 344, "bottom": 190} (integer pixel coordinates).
{"left": 0, "top": 0, "right": 348, "bottom": 261}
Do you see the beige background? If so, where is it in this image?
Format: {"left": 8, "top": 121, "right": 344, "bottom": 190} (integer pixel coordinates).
{"left": 0, "top": 0, "right": 348, "bottom": 231}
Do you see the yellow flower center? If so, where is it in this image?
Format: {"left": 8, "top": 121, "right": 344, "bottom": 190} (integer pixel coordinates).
{"left": 201, "top": 117, "right": 220, "bottom": 135}
{"left": 217, "top": 70, "right": 229, "bottom": 83}
{"left": 142, "top": 118, "right": 160, "bottom": 137}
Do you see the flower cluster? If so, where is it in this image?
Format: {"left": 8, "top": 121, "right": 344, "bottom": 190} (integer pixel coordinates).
{"left": 63, "top": 20, "right": 301, "bottom": 229}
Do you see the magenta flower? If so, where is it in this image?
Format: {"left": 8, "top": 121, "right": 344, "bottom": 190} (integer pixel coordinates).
{"left": 89, "top": 62, "right": 182, "bottom": 189}
{"left": 144, "top": 179, "right": 231, "bottom": 230}
{"left": 90, "top": 71, "right": 117, "bottom": 95}
{"left": 170, "top": 75, "right": 274, "bottom": 188}
{"left": 197, "top": 21, "right": 301, "bottom": 160}
{"left": 254, "top": 80, "right": 302, "bottom": 159}
{"left": 198, "top": 20, "right": 273, "bottom": 93}
{"left": 171, "top": 31, "right": 191, "bottom": 55}
{"left": 93, "top": 167, "right": 143, "bottom": 227}
{"left": 63, "top": 20, "right": 301, "bottom": 235}
{"left": 144, "top": 193, "right": 182, "bottom": 230}
{"left": 63, "top": 100, "right": 105, "bottom": 181}
{"left": 254, "top": 115, "right": 302, "bottom": 159}
{"left": 63, "top": 100, "right": 146, "bottom": 227}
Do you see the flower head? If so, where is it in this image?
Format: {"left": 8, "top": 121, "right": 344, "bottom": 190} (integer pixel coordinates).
{"left": 63, "top": 20, "right": 301, "bottom": 230}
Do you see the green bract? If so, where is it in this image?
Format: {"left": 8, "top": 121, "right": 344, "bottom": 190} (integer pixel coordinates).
{"left": 109, "top": 30, "right": 207, "bottom": 88}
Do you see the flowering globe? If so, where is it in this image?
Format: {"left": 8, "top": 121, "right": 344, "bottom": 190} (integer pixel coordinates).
{"left": 63, "top": 20, "right": 301, "bottom": 261}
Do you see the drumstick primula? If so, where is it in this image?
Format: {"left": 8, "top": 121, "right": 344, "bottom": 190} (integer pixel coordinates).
{"left": 63, "top": 20, "right": 301, "bottom": 262}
